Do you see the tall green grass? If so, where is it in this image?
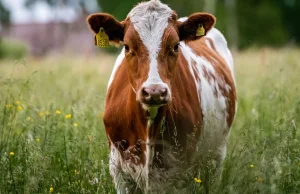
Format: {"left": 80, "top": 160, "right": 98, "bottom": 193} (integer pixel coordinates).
{"left": 0, "top": 48, "right": 299, "bottom": 193}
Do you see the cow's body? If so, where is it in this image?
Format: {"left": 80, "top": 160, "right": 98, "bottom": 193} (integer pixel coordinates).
{"left": 87, "top": 1, "right": 236, "bottom": 193}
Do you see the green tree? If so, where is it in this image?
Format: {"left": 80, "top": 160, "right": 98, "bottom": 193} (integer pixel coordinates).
{"left": 278, "top": 0, "right": 300, "bottom": 45}
{"left": 96, "top": 0, "right": 139, "bottom": 21}
{"left": 96, "top": 0, "right": 298, "bottom": 49}
{"left": 0, "top": 0, "right": 10, "bottom": 27}
{"left": 236, "top": 0, "right": 288, "bottom": 49}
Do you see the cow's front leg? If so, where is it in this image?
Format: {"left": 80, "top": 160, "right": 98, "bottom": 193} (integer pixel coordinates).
{"left": 215, "top": 142, "right": 227, "bottom": 178}
{"left": 109, "top": 147, "right": 135, "bottom": 194}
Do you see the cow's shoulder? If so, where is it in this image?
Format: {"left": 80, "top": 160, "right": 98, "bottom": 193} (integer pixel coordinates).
{"left": 205, "top": 28, "right": 234, "bottom": 72}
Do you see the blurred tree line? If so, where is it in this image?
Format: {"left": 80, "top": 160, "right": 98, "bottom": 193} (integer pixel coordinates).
{"left": 97, "top": 0, "right": 300, "bottom": 49}
{"left": 1, "top": 0, "right": 300, "bottom": 50}
{"left": 0, "top": 1, "right": 9, "bottom": 27}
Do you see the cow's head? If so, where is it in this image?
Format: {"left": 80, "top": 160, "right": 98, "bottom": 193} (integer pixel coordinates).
{"left": 87, "top": 0, "right": 215, "bottom": 115}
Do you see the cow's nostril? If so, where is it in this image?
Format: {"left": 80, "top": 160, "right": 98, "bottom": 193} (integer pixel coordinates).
{"left": 160, "top": 89, "right": 167, "bottom": 98}
{"left": 142, "top": 88, "right": 150, "bottom": 97}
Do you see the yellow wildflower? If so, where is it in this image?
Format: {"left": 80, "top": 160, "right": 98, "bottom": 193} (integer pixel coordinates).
{"left": 36, "top": 138, "right": 40, "bottom": 143}
{"left": 39, "top": 112, "right": 45, "bottom": 117}
{"left": 194, "top": 178, "right": 201, "bottom": 183}
{"left": 5, "top": 104, "right": 13, "bottom": 108}
{"left": 257, "top": 177, "right": 263, "bottom": 182}
{"left": 16, "top": 101, "right": 21, "bottom": 105}
{"left": 65, "top": 114, "right": 72, "bottom": 119}
{"left": 74, "top": 169, "right": 79, "bottom": 175}
{"left": 49, "top": 187, "right": 54, "bottom": 193}
{"left": 100, "top": 112, "right": 104, "bottom": 118}
{"left": 250, "top": 164, "right": 254, "bottom": 168}
{"left": 56, "top": 110, "right": 61, "bottom": 115}
{"left": 9, "top": 152, "right": 14, "bottom": 156}
{"left": 17, "top": 106, "right": 23, "bottom": 111}
{"left": 27, "top": 117, "right": 31, "bottom": 121}
{"left": 74, "top": 122, "right": 78, "bottom": 127}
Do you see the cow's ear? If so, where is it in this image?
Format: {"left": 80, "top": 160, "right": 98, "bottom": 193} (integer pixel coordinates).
{"left": 86, "top": 13, "right": 124, "bottom": 46}
{"left": 178, "top": 13, "right": 215, "bottom": 41}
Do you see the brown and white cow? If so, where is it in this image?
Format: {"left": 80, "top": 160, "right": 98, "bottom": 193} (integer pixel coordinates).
{"left": 87, "top": 0, "right": 237, "bottom": 193}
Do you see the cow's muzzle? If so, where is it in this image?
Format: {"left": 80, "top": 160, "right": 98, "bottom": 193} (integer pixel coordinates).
{"left": 138, "top": 84, "right": 171, "bottom": 107}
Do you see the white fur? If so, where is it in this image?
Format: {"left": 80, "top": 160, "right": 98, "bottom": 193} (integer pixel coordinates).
{"left": 145, "top": 136, "right": 154, "bottom": 192}
{"left": 177, "top": 17, "right": 188, "bottom": 22}
{"left": 206, "top": 28, "right": 234, "bottom": 74}
{"left": 128, "top": 0, "right": 172, "bottom": 90}
{"left": 107, "top": 48, "right": 125, "bottom": 89}
{"left": 109, "top": 144, "right": 146, "bottom": 194}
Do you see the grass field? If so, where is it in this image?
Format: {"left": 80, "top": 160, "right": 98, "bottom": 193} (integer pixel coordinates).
{"left": 0, "top": 48, "right": 300, "bottom": 194}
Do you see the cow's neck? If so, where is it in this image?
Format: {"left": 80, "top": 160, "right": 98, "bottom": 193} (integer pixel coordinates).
{"left": 127, "top": 87, "right": 166, "bottom": 148}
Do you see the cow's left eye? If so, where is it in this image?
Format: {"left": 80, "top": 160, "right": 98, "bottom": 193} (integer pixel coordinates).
{"left": 173, "top": 43, "right": 179, "bottom": 53}
{"left": 124, "top": 44, "right": 130, "bottom": 52}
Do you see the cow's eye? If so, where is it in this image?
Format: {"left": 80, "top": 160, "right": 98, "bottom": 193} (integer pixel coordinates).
{"left": 124, "top": 44, "right": 130, "bottom": 52}
{"left": 173, "top": 43, "right": 179, "bottom": 52}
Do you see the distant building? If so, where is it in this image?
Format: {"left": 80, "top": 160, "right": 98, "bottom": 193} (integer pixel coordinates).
{"left": 0, "top": 0, "right": 98, "bottom": 56}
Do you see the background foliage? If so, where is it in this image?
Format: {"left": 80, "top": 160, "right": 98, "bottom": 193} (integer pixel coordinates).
{"left": 0, "top": 0, "right": 299, "bottom": 58}
{"left": 96, "top": 0, "right": 300, "bottom": 49}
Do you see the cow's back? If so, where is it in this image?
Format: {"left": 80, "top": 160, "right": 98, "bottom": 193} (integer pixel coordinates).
{"left": 178, "top": 28, "right": 237, "bottom": 159}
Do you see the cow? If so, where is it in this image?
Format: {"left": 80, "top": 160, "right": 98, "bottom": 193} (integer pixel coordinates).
{"left": 87, "top": 0, "right": 237, "bottom": 193}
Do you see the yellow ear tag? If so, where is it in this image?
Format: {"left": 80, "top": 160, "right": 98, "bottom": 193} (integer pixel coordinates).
{"left": 196, "top": 24, "right": 205, "bottom": 37}
{"left": 95, "top": 27, "right": 109, "bottom": 48}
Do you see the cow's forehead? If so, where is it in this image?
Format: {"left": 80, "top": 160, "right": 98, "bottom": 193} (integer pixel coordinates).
{"left": 128, "top": 0, "right": 173, "bottom": 17}
{"left": 128, "top": 0, "right": 173, "bottom": 20}
{"left": 127, "top": 0, "right": 173, "bottom": 45}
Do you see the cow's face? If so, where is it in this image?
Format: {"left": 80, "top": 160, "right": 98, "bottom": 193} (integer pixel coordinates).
{"left": 87, "top": 0, "right": 215, "bottom": 113}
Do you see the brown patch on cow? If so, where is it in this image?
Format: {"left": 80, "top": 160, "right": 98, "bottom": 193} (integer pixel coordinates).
{"left": 104, "top": 58, "right": 148, "bottom": 165}
{"left": 155, "top": 22, "right": 179, "bottom": 87}
{"left": 123, "top": 19, "right": 150, "bottom": 92}
{"left": 186, "top": 38, "right": 237, "bottom": 128}
{"left": 191, "top": 59, "right": 200, "bottom": 83}
{"left": 103, "top": 19, "right": 151, "bottom": 165}
{"left": 205, "top": 38, "right": 217, "bottom": 52}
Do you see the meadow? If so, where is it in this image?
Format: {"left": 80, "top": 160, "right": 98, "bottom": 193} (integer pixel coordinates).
{"left": 0, "top": 48, "right": 300, "bottom": 194}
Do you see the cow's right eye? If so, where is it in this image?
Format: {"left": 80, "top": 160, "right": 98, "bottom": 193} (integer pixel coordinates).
{"left": 173, "top": 43, "right": 180, "bottom": 53}
{"left": 124, "top": 44, "right": 130, "bottom": 52}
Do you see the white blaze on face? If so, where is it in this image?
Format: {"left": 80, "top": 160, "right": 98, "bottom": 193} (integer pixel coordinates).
{"left": 128, "top": 0, "right": 172, "bottom": 88}
{"left": 127, "top": 1, "right": 173, "bottom": 191}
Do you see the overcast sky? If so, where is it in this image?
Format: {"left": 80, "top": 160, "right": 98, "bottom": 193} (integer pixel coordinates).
{"left": 2, "top": 0, "right": 97, "bottom": 24}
